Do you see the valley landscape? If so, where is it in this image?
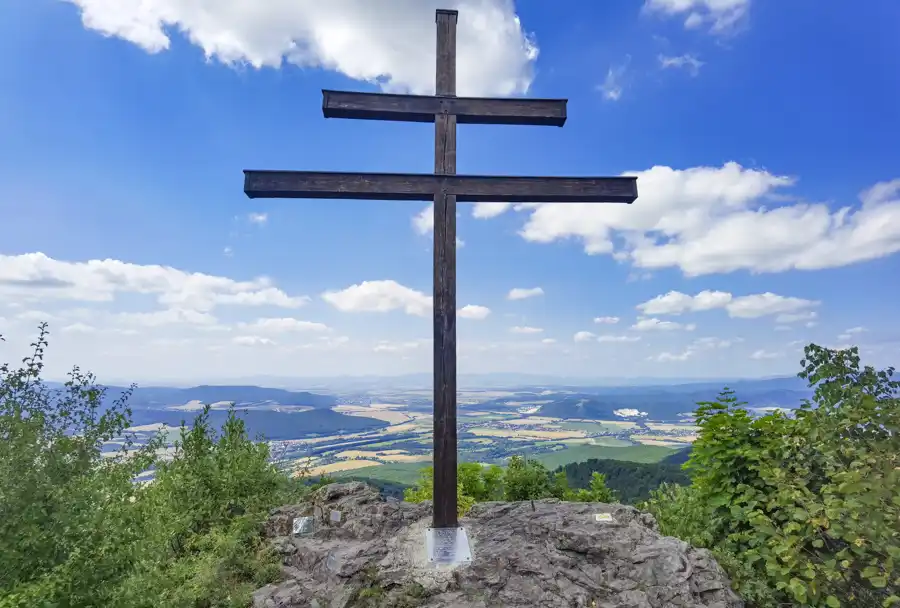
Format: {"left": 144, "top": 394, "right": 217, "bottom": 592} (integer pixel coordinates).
{"left": 108, "top": 375, "right": 812, "bottom": 488}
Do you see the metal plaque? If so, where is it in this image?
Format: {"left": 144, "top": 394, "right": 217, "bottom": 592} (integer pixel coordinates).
{"left": 426, "top": 527, "right": 472, "bottom": 566}
{"left": 293, "top": 516, "right": 315, "bottom": 536}
{"left": 330, "top": 510, "right": 342, "bottom": 523}
{"left": 594, "top": 513, "right": 614, "bottom": 523}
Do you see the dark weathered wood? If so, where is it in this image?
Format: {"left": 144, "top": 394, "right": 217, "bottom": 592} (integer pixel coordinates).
{"left": 244, "top": 170, "right": 638, "bottom": 203}
{"left": 432, "top": 6, "right": 458, "bottom": 531}
{"left": 322, "top": 90, "right": 567, "bottom": 126}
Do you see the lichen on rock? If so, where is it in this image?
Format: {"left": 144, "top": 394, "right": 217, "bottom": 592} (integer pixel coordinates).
{"left": 253, "top": 482, "right": 743, "bottom": 608}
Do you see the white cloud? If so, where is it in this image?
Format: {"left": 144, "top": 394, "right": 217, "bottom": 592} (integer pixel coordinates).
{"left": 459, "top": 305, "right": 491, "bottom": 320}
{"left": 322, "top": 280, "right": 431, "bottom": 316}
{"left": 232, "top": 335, "right": 275, "bottom": 347}
{"left": 574, "top": 331, "right": 596, "bottom": 343}
{"left": 507, "top": 287, "right": 544, "bottom": 300}
{"left": 597, "top": 58, "right": 629, "bottom": 101}
{"left": 750, "top": 349, "right": 782, "bottom": 360}
{"left": 117, "top": 308, "right": 218, "bottom": 327}
{"left": 644, "top": 0, "right": 750, "bottom": 33}
{"left": 631, "top": 318, "right": 696, "bottom": 331}
{"left": 597, "top": 335, "right": 641, "bottom": 343}
{"left": 238, "top": 318, "right": 330, "bottom": 333}
{"left": 593, "top": 316, "right": 620, "bottom": 324}
{"left": 223, "top": 246, "right": 234, "bottom": 257}
{"left": 650, "top": 350, "right": 693, "bottom": 362}
{"left": 510, "top": 326, "right": 543, "bottom": 334}
{"left": 473, "top": 202, "right": 513, "bottom": 219}
{"left": 412, "top": 203, "right": 464, "bottom": 247}
{"left": 0, "top": 252, "right": 309, "bottom": 312}
{"left": 62, "top": 323, "right": 96, "bottom": 334}
{"left": 775, "top": 311, "right": 817, "bottom": 324}
{"left": 691, "top": 337, "right": 737, "bottom": 350}
{"left": 541, "top": 338, "right": 557, "bottom": 344}
{"left": 479, "top": 165, "right": 900, "bottom": 277}
{"left": 247, "top": 212, "right": 268, "bottom": 225}
{"left": 658, "top": 54, "right": 704, "bottom": 76}
{"left": 837, "top": 327, "right": 867, "bottom": 341}
{"left": 64, "top": 0, "right": 538, "bottom": 97}
{"left": 637, "top": 290, "right": 819, "bottom": 319}
{"left": 373, "top": 340, "right": 424, "bottom": 354}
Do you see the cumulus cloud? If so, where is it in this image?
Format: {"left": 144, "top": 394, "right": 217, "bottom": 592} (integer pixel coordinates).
{"left": 510, "top": 326, "right": 543, "bottom": 334}
{"left": 0, "top": 252, "right": 309, "bottom": 312}
{"left": 637, "top": 290, "right": 819, "bottom": 319}
{"left": 574, "top": 331, "right": 596, "bottom": 343}
{"left": 658, "top": 54, "right": 704, "bottom": 76}
{"left": 597, "top": 335, "right": 641, "bottom": 343}
{"left": 594, "top": 316, "right": 620, "bottom": 324}
{"left": 507, "top": 287, "right": 544, "bottom": 300}
{"left": 631, "top": 318, "right": 696, "bottom": 332}
{"left": 322, "top": 280, "right": 431, "bottom": 316}
{"left": 541, "top": 338, "right": 557, "bottom": 344}
{"left": 373, "top": 340, "right": 424, "bottom": 353}
{"left": 238, "top": 318, "right": 330, "bottom": 333}
{"left": 459, "top": 305, "right": 491, "bottom": 320}
{"left": 750, "top": 349, "right": 782, "bottom": 360}
{"left": 475, "top": 165, "right": 900, "bottom": 277}
{"left": 232, "top": 335, "right": 275, "bottom": 347}
{"left": 64, "top": 0, "right": 538, "bottom": 97}
{"left": 649, "top": 336, "right": 736, "bottom": 363}
{"left": 644, "top": 0, "right": 750, "bottom": 33}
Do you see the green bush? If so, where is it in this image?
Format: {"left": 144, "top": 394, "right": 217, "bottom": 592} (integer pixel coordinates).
{"left": 0, "top": 326, "right": 306, "bottom": 607}
{"left": 403, "top": 455, "right": 617, "bottom": 513}
{"left": 641, "top": 344, "right": 900, "bottom": 607}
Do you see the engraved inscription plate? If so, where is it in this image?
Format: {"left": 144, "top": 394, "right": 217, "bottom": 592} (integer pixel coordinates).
{"left": 594, "top": 513, "right": 614, "bottom": 523}
{"left": 293, "top": 516, "right": 315, "bottom": 536}
{"left": 330, "top": 510, "right": 342, "bottom": 523}
{"left": 426, "top": 527, "right": 472, "bottom": 566}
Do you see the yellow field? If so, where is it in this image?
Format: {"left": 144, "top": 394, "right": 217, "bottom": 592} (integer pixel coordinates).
{"left": 369, "top": 403, "right": 407, "bottom": 410}
{"left": 384, "top": 422, "right": 425, "bottom": 434}
{"left": 382, "top": 454, "right": 431, "bottom": 462}
{"left": 632, "top": 433, "right": 696, "bottom": 444}
{"left": 332, "top": 405, "right": 411, "bottom": 424}
{"left": 504, "top": 416, "right": 562, "bottom": 425}
{"left": 633, "top": 438, "right": 686, "bottom": 447}
{"left": 646, "top": 423, "right": 699, "bottom": 432}
{"left": 307, "top": 460, "right": 382, "bottom": 475}
{"left": 469, "top": 428, "right": 585, "bottom": 440}
{"left": 333, "top": 449, "right": 430, "bottom": 464}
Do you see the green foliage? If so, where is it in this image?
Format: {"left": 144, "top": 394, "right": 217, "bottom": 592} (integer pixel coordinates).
{"left": 641, "top": 344, "right": 900, "bottom": 607}
{"left": 554, "top": 457, "right": 689, "bottom": 504}
{"left": 0, "top": 326, "right": 306, "bottom": 607}
{"left": 403, "top": 455, "right": 619, "bottom": 516}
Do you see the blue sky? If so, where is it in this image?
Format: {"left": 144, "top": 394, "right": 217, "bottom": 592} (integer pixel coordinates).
{"left": 1, "top": 0, "right": 898, "bottom": 383}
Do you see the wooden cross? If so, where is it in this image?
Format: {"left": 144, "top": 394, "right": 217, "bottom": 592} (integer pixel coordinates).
{"left": 244, "top": 8, "right": 638, "bottom": 531}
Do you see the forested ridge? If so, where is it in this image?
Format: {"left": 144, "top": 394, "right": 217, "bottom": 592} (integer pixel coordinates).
{"left": 1, "top": 325, "right": 896, "bottom": 607}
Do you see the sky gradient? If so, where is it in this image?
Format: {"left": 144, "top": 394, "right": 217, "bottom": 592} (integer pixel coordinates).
{"left": 1, "top": 0, "right": 898, "bottom": 384}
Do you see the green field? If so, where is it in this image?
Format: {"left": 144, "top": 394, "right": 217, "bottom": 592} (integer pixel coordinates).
{"left": 533, "top": 444, "right": 677, "bottom": 469}
{"left": 335, "top": 443, "right": 676, "bottom": 485}
{"left": 558, "top": 421, "right": 635, "bottom": 434}
{"left": 334, "top": 461, "right": 427, "bottom": 485}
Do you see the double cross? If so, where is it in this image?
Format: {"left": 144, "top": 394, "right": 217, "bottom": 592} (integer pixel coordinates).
{"left": 244, "top": 8, "right": 638, "bottom": 530}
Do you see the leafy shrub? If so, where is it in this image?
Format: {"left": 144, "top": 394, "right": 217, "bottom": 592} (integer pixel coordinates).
{"left": 641, "top": 344, "right": 900, "bottom": 607}
{"left": 0, "top": 326, "right": 306, "bottom": 607}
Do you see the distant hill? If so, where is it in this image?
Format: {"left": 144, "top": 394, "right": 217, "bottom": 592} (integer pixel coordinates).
{"left": 480, "top": 378, "right": 812, "bottom": 422}
{"left": 127, "top": 407, "right": 386, "bottom": 441}
{"left": 92, "top": 384, "right": 337, "bottom": 410}
{"left": 661, "top": 446, "right": 693, "bottom": 466}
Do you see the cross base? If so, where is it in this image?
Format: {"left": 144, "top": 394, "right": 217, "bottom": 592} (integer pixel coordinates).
{"left": 425, "top": 526, "right": 472, "bottom": 567}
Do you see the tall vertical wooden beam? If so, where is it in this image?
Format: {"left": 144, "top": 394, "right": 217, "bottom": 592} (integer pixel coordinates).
{"left": 432, "top": 8, "right": 458, "bottom": 530}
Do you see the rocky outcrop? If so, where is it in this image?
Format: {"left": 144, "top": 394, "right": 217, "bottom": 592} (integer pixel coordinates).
{"left": 253, "top": 482, "right": 743, "bottom": 608}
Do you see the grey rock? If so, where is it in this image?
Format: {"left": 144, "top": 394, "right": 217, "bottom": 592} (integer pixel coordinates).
{"left": 252, "top": 482, "right": 743, "bottom": 608}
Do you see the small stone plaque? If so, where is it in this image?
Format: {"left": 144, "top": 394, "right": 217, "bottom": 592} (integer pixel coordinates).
{"left": 293, "top": 516, "right": 315, "bottom": 536}
{"left": 330, "top": 510, "right": 342, "bottom": 523}
{"left": 426, "top": 527, "right": 472, "bottom": 566}
{"left": 594, "top": 513, "right": 614, "bottom": 523}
